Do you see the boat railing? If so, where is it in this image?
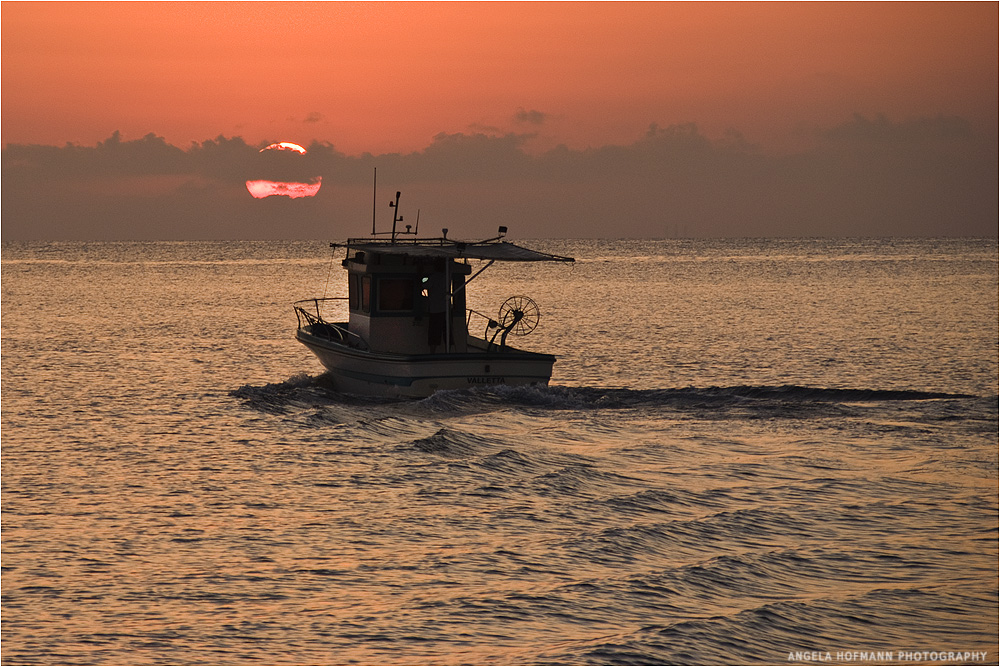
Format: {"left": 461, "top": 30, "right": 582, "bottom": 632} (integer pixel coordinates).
{"left": 293, "top": 298, "right": 369, "bottom": 350}
{"left": 467, "top": 307, "right": 519, "bottom": 352}
{"left": 466, "top": 308, "right": 501, "bottom": 340}
{"left": 344, "top": 236, "right": 471, "bottom": 248}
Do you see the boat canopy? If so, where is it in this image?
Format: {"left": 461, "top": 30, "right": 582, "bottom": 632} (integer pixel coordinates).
{"left": 335, "top": 238, "right": 574, "bottom": 263}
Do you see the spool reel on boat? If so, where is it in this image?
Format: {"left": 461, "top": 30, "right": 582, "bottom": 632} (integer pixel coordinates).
{"left": 489, "top": 295, "right": 540, "bottom": 349}
{"left": 498, "top": 296, "right": 540, "bottom": 335}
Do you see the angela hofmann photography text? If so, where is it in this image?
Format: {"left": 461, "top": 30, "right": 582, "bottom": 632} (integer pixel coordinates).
{"left": 788, "top": 650, "right": 993, "bottom": 663}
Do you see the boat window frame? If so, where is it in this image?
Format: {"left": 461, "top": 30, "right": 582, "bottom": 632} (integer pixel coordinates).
{"left": 349, "top": 274, "right": 360, "bottom": 311}
{"left": 361, "top": 275, "right": 371, "bottom": 313}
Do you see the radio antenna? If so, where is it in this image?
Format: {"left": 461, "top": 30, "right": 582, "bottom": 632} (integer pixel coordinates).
{"left": 371, "top": 167, "right": 377, "bottom": 236}
{"left": 389, "top": 191, "right": 402, "bottom": 242}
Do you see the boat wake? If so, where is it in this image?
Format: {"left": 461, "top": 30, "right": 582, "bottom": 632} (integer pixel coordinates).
{"left": 230, "top": 374, "right": 979, "bottom": 416}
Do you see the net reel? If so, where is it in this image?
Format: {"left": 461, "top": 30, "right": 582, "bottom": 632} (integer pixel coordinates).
{"left": 489, "top": 295, "right": 540, "bottom": 349}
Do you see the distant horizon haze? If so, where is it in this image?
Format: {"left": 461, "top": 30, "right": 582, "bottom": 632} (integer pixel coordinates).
{"left": 2, "top": 115, "right": 996, "bottom": 241}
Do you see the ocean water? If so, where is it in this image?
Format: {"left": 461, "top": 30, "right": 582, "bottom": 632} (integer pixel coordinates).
{"left": 1, "top": 237, "right": 997, "bottom": 666}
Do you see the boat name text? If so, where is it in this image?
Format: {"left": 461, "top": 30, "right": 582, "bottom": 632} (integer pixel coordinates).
{"left": 467, "top": 376, "right": 507, "bottom": 385}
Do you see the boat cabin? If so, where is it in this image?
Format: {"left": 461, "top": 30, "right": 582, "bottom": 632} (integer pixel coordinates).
{"left": 343, "top": 249, "right": 471, "bottom": 354}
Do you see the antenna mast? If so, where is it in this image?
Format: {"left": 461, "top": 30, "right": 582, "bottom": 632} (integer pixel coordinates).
{"left": 388, "top": 191, "right": 402, "bottom": 243}
{"left": 371, "top": 168, "right": 377, "bottom": 236}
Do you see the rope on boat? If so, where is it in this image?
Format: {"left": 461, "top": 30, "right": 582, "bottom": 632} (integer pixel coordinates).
{"left": 321, "top": 243, "right": 337, "bottom": 299}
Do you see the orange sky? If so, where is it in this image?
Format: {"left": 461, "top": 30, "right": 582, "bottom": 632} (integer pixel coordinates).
{"left": 2, "top": 1, "right": 996, "bottom": 154}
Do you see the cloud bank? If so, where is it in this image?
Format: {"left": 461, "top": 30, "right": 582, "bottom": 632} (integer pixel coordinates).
{"left": 2, "top": 115, "right": 995, "bottom": 240}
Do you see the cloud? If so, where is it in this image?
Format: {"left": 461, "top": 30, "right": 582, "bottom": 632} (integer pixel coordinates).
{"left": 822, "top": 113, "right": 976, "bottom": 144}
{"left": 285, "top": 111, "right": 325, "bottom": 125}
{"left": 514, "top": 108, "right": 549, "bottom": 125}
{"left": 466, "top": 122, "right": 506, "bottom": 135}
{"left": 2, "top": 115, "right": 995, "bottom": 240}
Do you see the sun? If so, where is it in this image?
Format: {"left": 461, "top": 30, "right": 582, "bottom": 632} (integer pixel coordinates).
{"left": 246, "top": 141, "right": 321, "bottom": 199}
{"left": 261, "top": 142, "right": 307, "bottom": 154}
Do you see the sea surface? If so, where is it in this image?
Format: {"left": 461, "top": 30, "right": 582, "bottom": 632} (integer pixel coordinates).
{"left": 2, "top": 238, "right": 997, "bottom": 666}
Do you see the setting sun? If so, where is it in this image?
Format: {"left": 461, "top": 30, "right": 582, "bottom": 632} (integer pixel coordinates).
{"left": 246, "top": 141, "right": 321, "bottom": 199}
{"left": 261, "top": 142, "right": 307, "bottom": 154}
{"left": 245, "top": 179, "right": 321, "bottom": 199}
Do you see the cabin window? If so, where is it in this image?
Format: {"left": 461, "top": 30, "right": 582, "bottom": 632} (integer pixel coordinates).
{"left": 378, "top": 278, "right": 415, "bottom": 312}
{"left": 349, "top": 274, "right": 359, "bottom": 310}
{"left": 361, "top": 275, "right": 371, "bottom": 313}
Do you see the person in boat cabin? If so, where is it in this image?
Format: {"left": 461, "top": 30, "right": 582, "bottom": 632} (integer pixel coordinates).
{"left": 425, "top": 261, "right": 448, "bottom": 352}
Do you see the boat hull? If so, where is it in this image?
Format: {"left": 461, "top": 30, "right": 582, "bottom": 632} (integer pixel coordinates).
{"left": 296, "top": 326, "right": 555, "bottom": 398}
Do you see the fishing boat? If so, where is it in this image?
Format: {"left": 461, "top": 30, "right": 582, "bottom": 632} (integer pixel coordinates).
{"left": 294, "top": 190, "right": 574, "bottom": 397}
